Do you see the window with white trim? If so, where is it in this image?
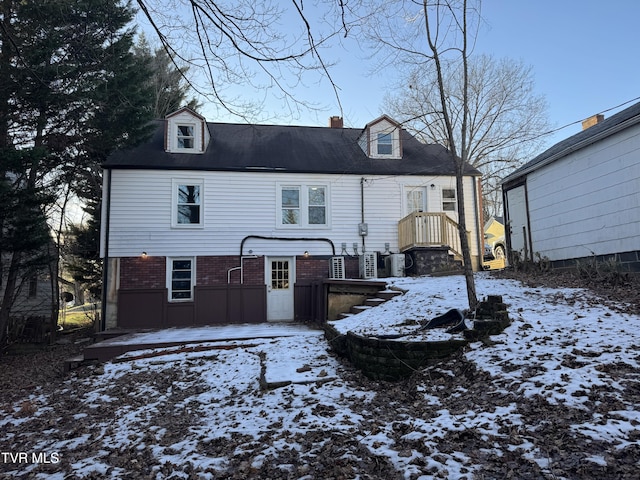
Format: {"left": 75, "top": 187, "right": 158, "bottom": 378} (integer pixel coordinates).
{"left": 172, "top": 179, "right": 203, "bottom": 227}
{"left": 278, "top": 184, "right": 328, "bottom": 227}
{"left": 377, "top": 132, "right": 393, "bottom": 155}
{"left": 168, "top": 257, "right": 195, "bottom": 301}
{"left": 442, "top": 188, "right": 457, "bottom": 212}
{"left": 177, "top": 124, "right": 195, "bottom": 149}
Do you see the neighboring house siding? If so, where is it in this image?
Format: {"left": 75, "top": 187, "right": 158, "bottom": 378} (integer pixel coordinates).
{"left": 106, "top": 169, "right": 478, "bottom": 258}
{"left": 525, "top": 126, "right": 640, "bottom": 262}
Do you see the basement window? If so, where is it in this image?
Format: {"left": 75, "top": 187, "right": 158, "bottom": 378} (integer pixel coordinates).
{"left": 168, "top": 258, "right": 194, "bottom": 301}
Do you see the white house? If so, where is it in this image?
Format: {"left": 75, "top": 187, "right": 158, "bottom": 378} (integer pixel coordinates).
{"left": 501, "top": 102, "right": 640, "bottom": 271}
{"left": 100, "top": 108, "right": 483, "bottom": 329}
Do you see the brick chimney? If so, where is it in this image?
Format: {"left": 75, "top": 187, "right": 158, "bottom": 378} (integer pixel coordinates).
{"left": 329, "top": 116, "right": 343, "bottom": 128}
{"left": 582, "top": 114, "right": 604, "bottom": 130}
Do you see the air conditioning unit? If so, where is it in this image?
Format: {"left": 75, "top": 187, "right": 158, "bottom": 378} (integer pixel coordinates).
{"left": 359, "top": 252, "right": 377, "bottom": 279}
{"left": 329, "top": 256, "right": 345, "bottom": 279}
{"left": 386, "top": 253, "right": 406, "bottom": 277}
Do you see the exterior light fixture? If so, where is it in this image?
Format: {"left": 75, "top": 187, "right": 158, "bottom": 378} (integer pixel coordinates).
{"left": 304, "top": 251, "right": 310, "bottom": 257}
{"left": 384, "top": 243, "right": 390, "bottom": 254}
{"left": 141, "top": 251, "right": 148, "bottom": 258}
{"left": 353, "top": 243, "right": 359, "bottom": 255}
{"left": 341, "top": 243, "right": 348, "bottom": 255}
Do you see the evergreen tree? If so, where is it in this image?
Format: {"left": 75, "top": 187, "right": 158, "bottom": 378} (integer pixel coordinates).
{"left": 134, "top": 37, "right": 201, "bottom": 118}
{"left": 0, "top": 0, "right": 155, "bottom": 345}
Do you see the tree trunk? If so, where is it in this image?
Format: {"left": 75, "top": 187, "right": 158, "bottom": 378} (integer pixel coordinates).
{"left": 455, "top": 167, "right": 478, "bottom": 310}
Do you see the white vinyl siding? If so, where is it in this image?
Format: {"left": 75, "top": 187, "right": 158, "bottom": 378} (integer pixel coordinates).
{"left": 104, "top": 170, "right": 480, "bottom": 258}
{"left": 524, "top": 126, "right": 640, "bottom": 261}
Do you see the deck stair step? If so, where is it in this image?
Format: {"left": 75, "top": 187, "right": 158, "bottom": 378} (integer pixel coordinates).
{"left": 64, "top": 354, "right": 85, "bottom": 373}
{"left": 376, "top": 289, "right": 403, "bottom": 301}
{"left": 364, "top": 297, "right": 387, "bottom": 307}
{"left": 338, "top": 312, "right": 355, "bottom": 320}
{"left": 350, "top": 305, "right": 373, "bottom": 315}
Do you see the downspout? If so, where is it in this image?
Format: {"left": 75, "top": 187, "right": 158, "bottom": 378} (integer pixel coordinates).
{"left": 360, "top": 177, "right": 366, "bottom": 253}
{"left": 472, "top": 177, "right": 482, "bottom": 271}
{"left": 100, "top": 169, "right": 112, "bottom": 332}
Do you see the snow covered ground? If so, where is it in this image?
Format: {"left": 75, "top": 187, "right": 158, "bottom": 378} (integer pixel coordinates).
{"left": 2, "top": 272, "right": 639, "bottom": 479}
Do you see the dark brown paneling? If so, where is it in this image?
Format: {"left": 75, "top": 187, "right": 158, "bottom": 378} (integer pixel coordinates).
{"left": 195, "top": 286, "right": 229, "bottom": 325}
{"left": 227, "top": 286, "right": 266, "bottom": 323}
{"left": 117, "top": 289, "right": 166, "bottom": 328}
{"left": 117, "top": 285, "right": 268, "bottom": 328}
{"left": 166, "top": 302, "right": 195, "bottom": 327}
{"left": 195, "top": 285, "right": 266, "bottom": 324}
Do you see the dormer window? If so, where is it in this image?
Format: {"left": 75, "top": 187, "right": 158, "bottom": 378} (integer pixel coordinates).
{"left": 177, "top": 125, "right": 195, "bottom": 149}
{"left": 377, "top": 133, "right": 393, "bottom": 155}
{"left": 358, "top": 115, "right": 403, "bottom": 159}
{"left": 164, "top": 107, "right": 210, "bottom": 154}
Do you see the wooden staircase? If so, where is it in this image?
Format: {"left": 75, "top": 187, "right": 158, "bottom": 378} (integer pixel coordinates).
{"left": 337, "top": 287, "right": 403, "bottom": 320}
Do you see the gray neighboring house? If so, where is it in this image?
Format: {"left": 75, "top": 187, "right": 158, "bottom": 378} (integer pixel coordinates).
{"left": 501, "top": 102, "right": 640, "bottom": 272}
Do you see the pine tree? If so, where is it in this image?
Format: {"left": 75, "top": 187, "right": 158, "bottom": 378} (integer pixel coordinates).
{"left": 0, "top": 0, "right": 155, "bottom": 345}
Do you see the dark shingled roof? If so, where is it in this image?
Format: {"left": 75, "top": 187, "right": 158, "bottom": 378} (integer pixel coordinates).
{"left": 502, "top": 101, "right": 640, "bottom": 184}
{"left": 104, "top": 121, "right": 481, "bottom": 177}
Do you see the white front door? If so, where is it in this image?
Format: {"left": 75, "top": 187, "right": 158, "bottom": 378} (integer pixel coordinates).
{"left": 266, "top": 257, "right": 295, "bottom": 321}
{"left": 506, "top": 185, "right": 529, "bottom": 259}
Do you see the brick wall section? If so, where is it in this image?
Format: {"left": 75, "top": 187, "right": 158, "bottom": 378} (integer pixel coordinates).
{"left": 296, "top": 256, "right": 330, "bottom": 282}
{"left": 120, "top": 256, "right": 165, "bottom": 289}
{"left": 197, "top": 256, "right": 263, "bottom": 285}
{"left": 119, "top": 254, "right": 363, "bottom": 291}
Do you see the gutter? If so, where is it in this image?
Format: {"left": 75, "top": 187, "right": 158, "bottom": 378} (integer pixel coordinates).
{"left": 502, "top": 114, "right": 640, "bottom": 185}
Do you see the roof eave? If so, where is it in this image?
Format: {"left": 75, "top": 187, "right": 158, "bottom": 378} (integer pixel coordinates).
{"left": 502, "top": 113, "right": 640, "bottom": 185}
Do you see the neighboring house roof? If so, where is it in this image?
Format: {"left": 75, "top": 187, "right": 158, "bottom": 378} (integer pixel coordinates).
{"left": 483, "top": 216, "right": 504, "bottom": 231}
{"left": 105, "top": 120, "right": 481, "bottom": 177}
{"left": 502, "top": 101, "right": 640, "bottom": 185}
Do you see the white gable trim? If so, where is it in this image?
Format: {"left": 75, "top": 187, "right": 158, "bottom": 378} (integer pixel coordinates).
{"left": 164, "top": 108, "right": 210, "bottom": 154}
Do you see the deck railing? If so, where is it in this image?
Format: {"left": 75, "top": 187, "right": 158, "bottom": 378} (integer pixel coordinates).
{"left": 398, "top": 212, "right": 465, "bottom": 258}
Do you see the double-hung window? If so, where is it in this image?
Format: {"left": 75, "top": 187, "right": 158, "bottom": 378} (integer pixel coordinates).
{"left": 168, "top": 258, "right": 194, "bottom": 301}
{"left": 377, "top": 132, "right": 393, "bottom": 155}
{"left": 177, "top": 124, "right": 195, "bottom": 149}
{"left": 442, "top": 188, "right": 457, "bottom": 212}
{"left": 172, "top": 179, "right": 203, "bottom": 227}
{"left": 278, "top": 184, "right": 328, "bottom": 227}
{"left": 308, "top": 186, "right": 326, "bottom": 225}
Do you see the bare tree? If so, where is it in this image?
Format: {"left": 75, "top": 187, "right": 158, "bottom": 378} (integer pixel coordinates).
{"left": 362, "top": 0, "right": 511, "bottom": 309}
{"left": 384, "top": 54, "right": 549, "bottom": 219}
{"left": 134, "top": 0, "right": 357, "bottom": 120}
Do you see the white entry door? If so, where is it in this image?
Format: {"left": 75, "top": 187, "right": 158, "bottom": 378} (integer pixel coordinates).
{"left": 266, "top": 257, "right": 295, "bottom": 321}
{"left": 506, "top": 185, "right": 529, "bottom": 259}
